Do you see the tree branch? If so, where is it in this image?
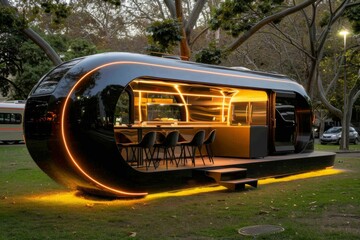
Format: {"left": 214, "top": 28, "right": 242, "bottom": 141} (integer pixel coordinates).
{"left": 163, "top": 0, "right": 176, "bottom": 18}
{"left": 185, "top": 0, "right": 206, "bottom": 38}
{"left": 224, "top": 0, "right": 317, "bottom": 53}
{"left": 189, "top": 26, "right": 209, "bottom": 47}
{"left": 317, "top": 73, "right": 342, "bottom": 118}
{"left": 0, "top": 76, "right": 27, "bottom": 99}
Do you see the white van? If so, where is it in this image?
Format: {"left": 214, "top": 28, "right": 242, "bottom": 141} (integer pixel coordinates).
{"left": 0, "top": 101, "right": 25, "bottom": 144}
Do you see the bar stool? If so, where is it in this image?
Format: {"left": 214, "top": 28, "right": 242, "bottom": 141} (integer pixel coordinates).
{"left": 115, "top": 132, "right": 134, "bottom": 164}
{"left": 203, "top": 129, "right": 216, "bottom": 164}
{"left": 179, "top": 130, "right": 205, "bottom": 166}
{"left": 127, "top": 131, "right": 156, "bottom": 169}
{"left": 148, "top": 131, "right": 166, "bottom": 169}
{"left": 152, "top": 131, "right": 180, "bottom": 169}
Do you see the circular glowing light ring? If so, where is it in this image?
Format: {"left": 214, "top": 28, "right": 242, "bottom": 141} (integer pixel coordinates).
{"left": 61, "top": 62, "right": 149, "bottom": 197}
{"left": 60, "top": 60, "right": 303, "bottom": 197}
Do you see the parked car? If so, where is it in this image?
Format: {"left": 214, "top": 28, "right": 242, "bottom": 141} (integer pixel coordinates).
{"left": 320, "top": 126, "right": 359, "bottom": 145}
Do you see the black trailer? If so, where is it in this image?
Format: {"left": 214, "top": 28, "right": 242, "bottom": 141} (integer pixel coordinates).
{"left": 24, "top": 52, "right": 335, "bottom": 197}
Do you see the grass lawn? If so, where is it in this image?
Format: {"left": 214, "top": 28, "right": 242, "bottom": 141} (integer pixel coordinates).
{"left": 314, "top": 140, "right": 360, "bottom": 151}
{"left": 0, "top": 144, "right": 359, "bottom": 239}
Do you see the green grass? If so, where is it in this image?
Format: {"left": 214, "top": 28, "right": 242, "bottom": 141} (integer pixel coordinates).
{"left": 314, "top": 140, "right": 360, "bottom": 151}
{"left": 1, "top": 144, "right": 359, "bottom": 239}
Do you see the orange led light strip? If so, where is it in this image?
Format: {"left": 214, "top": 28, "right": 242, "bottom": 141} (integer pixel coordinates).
{"left": 133, "top": 79, "right": 189, "bottom": 87}
{"left": 227, "top": 90, "right": 239, "bottom": 125}
{"left": 220, "top": 91, "right": 226, "bottom": 122}
{"left": 174, "top": 85, "right": 189, "bottom": 122}
{"left": 138, "top": 91, "right": 142, "bottom": 122}
{"left": 132, "top": 89, "right": 231, "bottom": 99}
{"left": 61, "top": 63, "right": 152, "bottom": 197}
{"left": 122, "top": 61, "right": 297, "bottom": 84}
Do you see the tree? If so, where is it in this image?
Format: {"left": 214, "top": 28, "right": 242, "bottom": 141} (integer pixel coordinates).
{"left": 146, "top": 19, "right": 182, "bottom": 55}
{"left": 207, "top": 0, "right": 359, "bottom": 150}
{"left": 0, "top": 4, "right": 27, "bottom": 98}
{"left": 298, "top": 0, "right": 360, "bottom": 150}
{"left": 0, "top": 6, "right": 98, "bottom": 98}
{"left": 65, "top": 0, "right": 127, "bottom": 50}
{"left": 11, "top": 33, "right": 98, "bottom": 99}
{"left": 1, "top": 0, "right": 63, "bottom": 65}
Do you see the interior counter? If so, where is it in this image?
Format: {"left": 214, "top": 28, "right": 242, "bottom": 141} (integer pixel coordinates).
{"left": 212, "top": 125, "right": 268, "bottom": 158}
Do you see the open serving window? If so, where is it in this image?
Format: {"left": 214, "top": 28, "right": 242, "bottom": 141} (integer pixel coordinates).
{"left": 115, "top": 78, "right": 270, "bottom": 127}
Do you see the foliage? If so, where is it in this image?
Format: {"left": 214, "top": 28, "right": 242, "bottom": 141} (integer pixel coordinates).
{"left": 66, "top": 0, "right": 126, "bottom": 51}
{"left": 195, "top": 42, "right": 223, "bottom": 64}
{"left": 65, "top": 39, "right": 98, "bottom": 61}
{"left": 345, "top": 4, "right": 360, "bottom": 33}
{"left": 11, "top": 34, "right": 98, "bottom": 99}
{"left": 209, "top": 0, "right": 285, "bottom": 37}
{"left": 0, "top": 1, "right": 99, "bottom": 99}
{"left": 0, "top": 5, "right": 27, "bottom": 98}
{"left": 146, "top": 18, "right": 182, "bottom": 54}
{"left": 24, "top": 0, "right": 71, "bottom": 28}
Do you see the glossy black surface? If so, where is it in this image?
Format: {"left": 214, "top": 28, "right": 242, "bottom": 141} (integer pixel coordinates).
{"left": 24, "top": 52, "right": 323, "bottom": 197}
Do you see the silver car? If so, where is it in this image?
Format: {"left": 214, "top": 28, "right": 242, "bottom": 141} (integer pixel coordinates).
{"left": 320, "top": 126, "right": 359, "bottom": 145}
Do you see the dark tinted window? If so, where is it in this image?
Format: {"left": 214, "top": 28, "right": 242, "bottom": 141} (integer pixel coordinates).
{"left": 32, "top": 59, "right": 82, "bottom": 95}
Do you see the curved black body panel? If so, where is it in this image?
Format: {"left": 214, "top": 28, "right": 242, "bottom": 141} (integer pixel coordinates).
{"left": 24, "top": 52, "right": 320, "bottom": 197}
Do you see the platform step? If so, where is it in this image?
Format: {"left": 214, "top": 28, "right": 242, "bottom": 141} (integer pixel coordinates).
{"left": 219, "top": 178, "right": 258, "bottom": 191}
{"left": 205, "top": 167, "right": 248, "bottom": 181}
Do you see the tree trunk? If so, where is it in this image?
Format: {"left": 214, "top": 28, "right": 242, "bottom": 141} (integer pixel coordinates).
{"left": 175, "top": 0, "right": 190, "bottom": 60}
{"left": 341, "top": 104, "right": 350, "bottom": 150}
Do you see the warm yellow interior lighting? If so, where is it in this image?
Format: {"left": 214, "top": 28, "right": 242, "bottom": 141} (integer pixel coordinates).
{"left": 138, "top": 91, "right": 142, "bottom": 122}
{"left": 132, "top": 89, "right": 230, "bottom": 99}
{"left": 133, "top": 79, "right": 189, "bottom": 87}
{"left": 133, "top": 89, "right": 178, "bottom": 96}
{"left": 227, "top": 90, "right": 239, "bottom": 125}
{"left": 220, "top": 91, "right": 226, "bottom": 122}
{"left": 232, "top": 89, "right": 268, "bottom": 102}
{"left": 174, "top": 85, "right": 189, "bottom": 122}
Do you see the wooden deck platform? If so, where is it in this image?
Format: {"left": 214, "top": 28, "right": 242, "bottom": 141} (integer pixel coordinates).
{"left": 135, "top": 151, "right": 336, "bottom": 180}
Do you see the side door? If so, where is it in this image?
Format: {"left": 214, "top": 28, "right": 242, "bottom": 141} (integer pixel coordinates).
{"left": 269, "top": 91, "right": 296, "bottom": 153}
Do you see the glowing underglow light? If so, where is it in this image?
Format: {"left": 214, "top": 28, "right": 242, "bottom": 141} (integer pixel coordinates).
{"left": 174, "top": 85, "right": 189, "bottom": 122}
{"left": 259, "top": 168, "right": 342, "bottom": 184}
{"left": 25, "top": 168, "right": 343, "bottom": 205}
